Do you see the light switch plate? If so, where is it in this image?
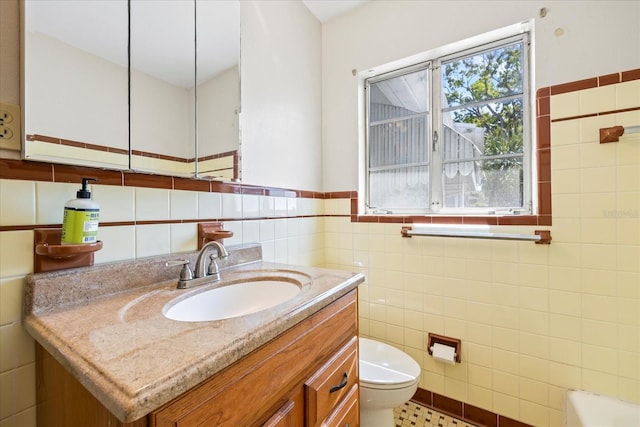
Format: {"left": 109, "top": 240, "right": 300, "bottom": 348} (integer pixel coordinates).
{"left": 0, "top": 101, "right": 21, "bottom": 151}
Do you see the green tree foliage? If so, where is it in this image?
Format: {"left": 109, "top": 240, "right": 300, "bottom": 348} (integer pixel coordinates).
{"left": 442, "top": 42, "right": 525, "bottom": 207}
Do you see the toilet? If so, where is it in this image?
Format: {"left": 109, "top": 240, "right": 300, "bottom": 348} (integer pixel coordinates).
{"left": 359, "top": 337, "right": 421, "bottom": 426}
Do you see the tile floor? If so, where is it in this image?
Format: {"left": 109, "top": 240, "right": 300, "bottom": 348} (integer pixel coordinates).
{"left": 394, "top": 401, "right": 477, "bottom": 427}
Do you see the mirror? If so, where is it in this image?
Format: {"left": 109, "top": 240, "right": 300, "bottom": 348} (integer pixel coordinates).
{"left": 23, "top": 0, "right": 129, "bottom": 169}
{"left": 129, "top": 0, "right": 196, "bottom": 177}
{"left": 23, "top": 0, "right": 241, "bottom": 180}
{"left": 195, "top": 1, "right": 240, "bottom": 180}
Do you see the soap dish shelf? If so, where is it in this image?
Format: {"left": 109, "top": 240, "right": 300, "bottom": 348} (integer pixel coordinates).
{"left": 197, "top": 222, "right": 233, "bottom": 249}
{"left": 34, "top": 228, "right": 103, "bottom": 273}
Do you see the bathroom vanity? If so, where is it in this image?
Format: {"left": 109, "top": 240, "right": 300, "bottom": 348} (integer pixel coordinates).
{"left": 24, "top": 244, "right": 364, "bottom": 426}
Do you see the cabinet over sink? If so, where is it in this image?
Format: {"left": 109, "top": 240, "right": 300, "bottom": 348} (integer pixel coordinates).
{"left": 23, "top": 243, "right": 364, "bottom": 426}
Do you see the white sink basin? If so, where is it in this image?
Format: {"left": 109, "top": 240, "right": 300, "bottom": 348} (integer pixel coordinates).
{"left": 164, "top": 279, "right": 301, "bottom": 322}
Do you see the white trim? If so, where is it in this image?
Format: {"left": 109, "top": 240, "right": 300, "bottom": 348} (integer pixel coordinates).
{"left": 359, "top": 20, "right": 533, "bottom": 82}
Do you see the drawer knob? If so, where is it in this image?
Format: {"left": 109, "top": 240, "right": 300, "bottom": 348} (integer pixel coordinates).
{"left": 329, "top": 371, "right": 349, "bottom": 393}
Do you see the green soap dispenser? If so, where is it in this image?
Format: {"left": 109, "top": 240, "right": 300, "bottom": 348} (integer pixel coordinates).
{"left": 61, "top": 178, "right": 100, "bottom": 245}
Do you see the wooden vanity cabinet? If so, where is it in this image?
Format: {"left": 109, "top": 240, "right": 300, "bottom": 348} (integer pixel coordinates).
{"left": 35, "top": 289, "right": 359, "bottom": 427}
{"left": 305, "top": 336, "right": 358, "bottom": 426}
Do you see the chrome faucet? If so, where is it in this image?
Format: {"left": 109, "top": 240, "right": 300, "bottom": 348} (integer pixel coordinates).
{"left": 167, "top": 241, "right": 229, "bottom": 289}
{"left": 194, "top": 240, "right": 229, "bottom": 280}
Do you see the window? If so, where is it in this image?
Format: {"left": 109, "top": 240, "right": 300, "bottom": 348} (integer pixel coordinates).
{"left": 365, "top": 30, "right": 532, "bottom": 216}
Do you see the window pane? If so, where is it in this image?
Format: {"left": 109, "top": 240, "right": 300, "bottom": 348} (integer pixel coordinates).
{"left": 369, "top": 166, "right": 429, "bottom": 211}
{"left": 369, "top": 116, "right": 429, "bottom": 168}
{"left": 444, "top": 99, "right": 524, "bottom": 161}
{"left": 441, "top": 38, "right": 526, "bottom": 212}
{"left": 443, "top": 157, "right": 523, "bottom": 209}
{"left": 368, "top": 67, "right": 430, "bottom": 211}
{"left": 369, "top": 68, "right": 429, "bottom": 121}
{"left": 442, "top": 42, "right": 523, "bottom": 108}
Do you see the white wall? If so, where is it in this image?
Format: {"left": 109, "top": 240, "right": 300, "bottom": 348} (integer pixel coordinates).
{"left": 130, "top": 68, "right": 192, "bottom": 159}
{"left": 321, "top": 0, "right": 640, "bottom": 192}
{"left": 197, "top": 66, "right": 240, "bottom": 156}
{"left": 25, "top": 32, "right": 128, "bottom": 151}
{"left": 240, "top": 0, "right": 323, "bottom": 191}
{"left": 26, "top": 32, "right": 196, "bottom": 161}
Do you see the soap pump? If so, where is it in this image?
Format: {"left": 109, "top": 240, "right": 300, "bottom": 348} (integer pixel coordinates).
{"left": 61, "top": 178, "right": 100, "bottom": 245}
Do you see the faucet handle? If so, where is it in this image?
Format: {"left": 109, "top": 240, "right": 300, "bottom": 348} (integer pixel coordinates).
{"left": 166, "top": 259, "right": 194, "bottom": 281}
{"left": 207, "top": 253, "right": 220, "bottom": 276}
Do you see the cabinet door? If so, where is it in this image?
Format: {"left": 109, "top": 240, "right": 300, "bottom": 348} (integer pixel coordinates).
{"left": 263, "top": 400, "right": 296, "bottom": 427}
{"left": 305, "top": 337, "right": 358, "bottom": 426}
{"left": 321, "top": 385, "right": 358, "bottom": 427}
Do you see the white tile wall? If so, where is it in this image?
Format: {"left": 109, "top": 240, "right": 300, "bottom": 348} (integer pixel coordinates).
{"left": 135, "top": 187, "right": 169, "bottom": 221}
{"left": 335, "top": 79, "right": 640, "bottom": 426}
{"left": 0, "top": 183, "right": 326, "bottom": 426}
{"left": 0, "top": 180, "right": 35, "bottom": 226}
{"left": 94, "top": 226, "right": 136, "bottom": 264}
{"left": 197, "top": 192, "right": 222, "bottom": 219}
{"left": 221, "top": 193, "right": 242, "bottom": 218}
{"left": 170, "top": 223, "right": 198, "bottom": 254}
{"left": 94, "top": 185, "right": 135, "bottom": 223}
{"left": 169, "top": 190, "right": 198, "bottom": 220}
{"left": 241, "top": 194, "right": 260, "bottom": 218}
{"left": 135, "top": 224, "right": 171, "bottom": 258}
{"left": 35, "top": 181, "right": 76, "bottom": 225}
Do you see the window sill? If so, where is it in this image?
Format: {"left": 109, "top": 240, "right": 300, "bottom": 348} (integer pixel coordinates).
{"left": 351, "top": 213, "right": 551, "bottom": 226}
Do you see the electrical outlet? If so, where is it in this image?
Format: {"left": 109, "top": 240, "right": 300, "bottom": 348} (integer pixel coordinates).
{"left": 0, "top": 102, "right": 21, "bottom": 151}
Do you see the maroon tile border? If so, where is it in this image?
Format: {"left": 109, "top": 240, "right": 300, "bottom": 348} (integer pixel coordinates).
{"left": 598, "top": 73, "right": 621, "bottom": 87}
{"left": 464, "top": 403, "right": 498, "bottom": 427}
{"left": 499, "top": 416, "right": 535, "bottom": 427}
{"left": 27, "top": 134, "right": 129, "bottom": 156}
{"left": 197, "top": 149, "right": 239, "bottom": 162}
{"left": 28, "top": 134, "right": 241, "bottom": 164}
{"left": 0, "top": 158, "right": 53, "bottom": 182}
{"left": 552, "top": 106, "right": 640, "bottom": 124}
{"left": 550, "top": 77, "right": 598, "bottom": 95}
{"left": 548, "top": 67, "right": 640, "bottom": 94}
{"left": 54, "top": 165, "right": 124, "bottom": 186}
{"left": 123, "top": 172, "right": 173, "bottom": 189}
{"left": 26, "top": 134, "right": 239, "bottom": 178}
{"left": 622, "top": 68, "right": 640, "bottom": 82}
{"left": 326, "top": 191, "right": 357, "bottom": 199}
{"left": 0, "top": 158, "right": 324, "bottom": 200}
{"left": 433, "top": 393, "right": 463, "bottom": 417}
{"left": 4, "top": 69, "right": 638, "bottom": 230}
{"left": 174, "top": 177, "right": 211, "bottom": 192}
{"left": 411, "top": 387, "right": 533, "bottom": 427}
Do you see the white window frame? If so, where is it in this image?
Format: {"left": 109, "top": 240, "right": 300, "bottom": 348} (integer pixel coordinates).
{"left": 361, "top": 21, "right": 535, "bottom": 216}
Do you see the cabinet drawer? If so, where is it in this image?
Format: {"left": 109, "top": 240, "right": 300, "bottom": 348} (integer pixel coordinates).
{"left": 321, "top": 384, "right": 358, "bottom": 427}
{"left": 305, "top": 336, "right": 358, "bottom": 426}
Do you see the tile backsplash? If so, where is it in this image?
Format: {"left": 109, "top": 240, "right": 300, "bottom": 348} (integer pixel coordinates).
{"left": 0, "top": 176, "right": 326, "bottom": 426}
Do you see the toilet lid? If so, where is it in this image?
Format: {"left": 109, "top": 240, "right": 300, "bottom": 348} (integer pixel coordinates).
{"left": 359, "top": 360, "right": 419, "bottom": 388}
{"left": 359, "top": 338, "right": 421, "bottom": 386}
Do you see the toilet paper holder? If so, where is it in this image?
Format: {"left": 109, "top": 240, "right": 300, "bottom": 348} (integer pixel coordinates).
{"left": 427, "top": 333, "right": 461, "bottom": 363}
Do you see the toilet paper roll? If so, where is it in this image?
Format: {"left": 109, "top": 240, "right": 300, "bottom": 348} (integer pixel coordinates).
{"left": 431, "top": 342, "right": 456, "bottom": 365}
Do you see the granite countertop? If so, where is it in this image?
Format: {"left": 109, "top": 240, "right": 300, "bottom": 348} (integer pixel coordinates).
{"left": 23, "top": 244, "right": 364, "bottom": 422}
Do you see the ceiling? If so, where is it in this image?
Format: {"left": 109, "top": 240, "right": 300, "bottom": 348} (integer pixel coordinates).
{"left": 302, "top": 0, "right": 368, "bottom": 22}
